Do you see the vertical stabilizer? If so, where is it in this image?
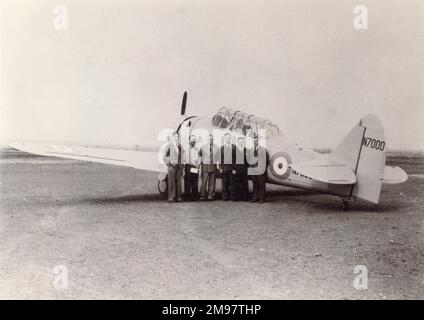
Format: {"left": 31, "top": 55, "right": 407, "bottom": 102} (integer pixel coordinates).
{"left": 331, "top": 114, "right": 386, "bottom": 204}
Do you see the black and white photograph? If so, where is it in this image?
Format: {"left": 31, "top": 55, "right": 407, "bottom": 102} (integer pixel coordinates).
{"left": 0, "top": 0, "right": 423, "bottom": 305}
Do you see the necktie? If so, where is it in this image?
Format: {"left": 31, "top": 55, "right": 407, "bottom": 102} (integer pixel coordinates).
{"left": 210, "top": 145, "right": 213, "bottom": 164}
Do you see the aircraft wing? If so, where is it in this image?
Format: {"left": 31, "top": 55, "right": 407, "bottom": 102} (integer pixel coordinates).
{"left": 8, "top": 142, "right": 166, "bottom": 173}
{"left": 289, "top": 159, "right": 356, "bottom": 185}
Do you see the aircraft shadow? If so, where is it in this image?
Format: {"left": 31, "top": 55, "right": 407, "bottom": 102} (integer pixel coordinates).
{"left": 309, "top": 201, "right": 407, "bottom": 213}
{"left": 83, "top": 193, "right": 163, "bottom": 204}
{"left": 264, "top": 189, "right": 407, "bottom": 213}
{"left": 266, "top": 189, "right": 320, "bottom": 198}
{"left": 66, "top": 189, "right": 407, "bottom": 213}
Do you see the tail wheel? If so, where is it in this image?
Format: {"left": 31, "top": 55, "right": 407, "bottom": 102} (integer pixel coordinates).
{"left": 158, "top": 176, "right": 168, "bottom": 198}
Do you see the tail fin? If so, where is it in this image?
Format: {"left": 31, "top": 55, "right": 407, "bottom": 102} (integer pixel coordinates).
{"left": 332, "top": 114, "right": 386, "bottom": 204}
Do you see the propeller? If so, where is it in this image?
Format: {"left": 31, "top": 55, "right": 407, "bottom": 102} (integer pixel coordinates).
{"left": 181, "top": 91, "right": 187, "bottom": 116}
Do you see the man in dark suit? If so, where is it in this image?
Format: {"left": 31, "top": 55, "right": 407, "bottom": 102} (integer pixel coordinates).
{"left": 199, "top": 134, "right": 220, "bottom": 200}
{"left": 163, "top": 132, "right": 184, "bottom": 202}
{"left": 219, "top": 133, "right": 236, "bottom": 201}
{"left": 247, "top": 135, "right": 269, "bottom": 203}
{"left": 233, "top": 136, "right": 249, "bottom": 201}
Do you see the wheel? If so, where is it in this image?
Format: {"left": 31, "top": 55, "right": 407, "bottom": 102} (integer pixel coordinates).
{"left": 158, "top": 176, "right": 168, "bottom": 198}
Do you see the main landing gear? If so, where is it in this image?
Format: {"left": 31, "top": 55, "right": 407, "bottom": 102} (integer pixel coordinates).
{"left": 158, "top": 173, "right": 168, "bottom": 198}
{"left": 342, "top": 197, "right": 353, "bottom": 211}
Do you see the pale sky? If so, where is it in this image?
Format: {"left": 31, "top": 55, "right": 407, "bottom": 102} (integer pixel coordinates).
{"left": 1, "top": 0, "right": 423, "bottom": 150}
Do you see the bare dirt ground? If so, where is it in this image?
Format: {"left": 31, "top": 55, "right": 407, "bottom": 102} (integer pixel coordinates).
{"left": 0, "top": 147, "right": 423, "bottom": 299}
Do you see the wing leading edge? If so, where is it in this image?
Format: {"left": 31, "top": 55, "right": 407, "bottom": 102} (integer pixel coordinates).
{"left": 8, "top": 142, "right": 165, "bottom": 173}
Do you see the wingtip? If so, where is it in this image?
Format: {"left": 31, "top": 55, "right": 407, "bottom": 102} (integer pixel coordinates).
{"left": 8, "top": 141, "right": 24, "bottom": 150}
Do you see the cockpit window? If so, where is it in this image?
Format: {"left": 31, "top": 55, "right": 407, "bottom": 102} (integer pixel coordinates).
{"left": 212, "top": 107, "right": 282, "bottom": 137}
{"left": 219, "top": 118, "right": 229, "bottom": 129}
{"left": 233, "top": 118, "right": 245, "bottom": 130}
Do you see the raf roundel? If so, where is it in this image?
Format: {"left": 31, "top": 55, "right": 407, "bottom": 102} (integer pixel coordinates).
{"left": 269, "top": 152, "right": 292, "bottom": 180}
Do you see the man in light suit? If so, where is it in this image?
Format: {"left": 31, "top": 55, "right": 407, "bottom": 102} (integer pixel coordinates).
{"left": 163, "top": 132, "right": 184, "bottom": 202}
{"left": 198, "top": 134, "right": 220, "bottom": 200}
{"left": 184, "top": 134, "right": 200, "bottom": 201}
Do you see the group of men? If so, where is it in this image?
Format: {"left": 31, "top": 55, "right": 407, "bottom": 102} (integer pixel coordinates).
{"left": 163, "top": 131, "right": 269, "bottom": 204}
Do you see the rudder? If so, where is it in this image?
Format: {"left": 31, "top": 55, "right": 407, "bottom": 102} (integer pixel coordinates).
{"left": 332, "top": 114, "right": 387, "bottom": 204}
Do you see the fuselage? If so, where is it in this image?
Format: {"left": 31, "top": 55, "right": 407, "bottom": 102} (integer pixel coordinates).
{"left": 176, "top": 112, "right": 352, "bottom": 198}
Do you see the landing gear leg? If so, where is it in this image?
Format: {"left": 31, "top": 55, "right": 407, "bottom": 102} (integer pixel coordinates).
{"left": 342, "top": 200, "right": 350, "bottom": 211}
{"left": 342, "top": 197, "right": 353, "bottom": 211}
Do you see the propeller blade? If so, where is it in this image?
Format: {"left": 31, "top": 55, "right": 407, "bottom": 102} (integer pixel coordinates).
{"left": 181, "top": 91, "right": 187, "bottom": 116}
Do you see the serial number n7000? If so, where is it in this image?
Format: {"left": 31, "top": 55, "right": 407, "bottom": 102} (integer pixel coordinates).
{"left": 363, "top": 137, "right": 385, "bottom": 151}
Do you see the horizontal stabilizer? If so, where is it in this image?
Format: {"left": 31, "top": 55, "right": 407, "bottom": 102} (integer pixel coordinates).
{"left": 290, "top": 159, "right": 356, "bottom": 185}
{"left": 383, "top": 166, "right": 408, "bottom": 184}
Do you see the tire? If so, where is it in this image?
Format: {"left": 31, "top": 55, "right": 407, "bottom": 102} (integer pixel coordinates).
{"left": 158, "top": 176, "right": 168, "bottom": 198}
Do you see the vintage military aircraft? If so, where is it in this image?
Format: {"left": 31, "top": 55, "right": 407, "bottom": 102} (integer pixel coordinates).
{"left": 9, "top": 92, "right": 407, "bottom": 210}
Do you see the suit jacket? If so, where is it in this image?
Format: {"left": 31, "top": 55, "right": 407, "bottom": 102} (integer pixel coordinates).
{"left": 234, "top": 146, "right": 248, "bottom": 174}
{"left": 220, "top": 144, "right": 236, "bottom": 171}
{"left": 183, "top": 145, "right": 200, "bottom": 168}
{"left": 246, "top": 145, "right": 269, "bottom": 175}
{"left": 163, "top": 142, "right": 184, "bottom": 168}
{"left": 198, "top": 144, "right": 220, "bottom": 172}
